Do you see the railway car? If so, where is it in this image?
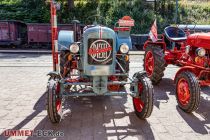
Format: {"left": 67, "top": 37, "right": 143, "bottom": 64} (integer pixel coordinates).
{"left": 27, "top": 21, "right": 82, "bottom": 48}
{"left": 2, "top": 21, "right": 208, "bottom": 50}
{"left": 0, "top": 20, "right": 82, "bottom": 48}
{"left": 0, "top": 20, "right": 27, "bottom": 47}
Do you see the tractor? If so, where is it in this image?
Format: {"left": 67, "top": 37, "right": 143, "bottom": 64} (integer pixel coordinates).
{"left": 143, "top": 25, "right": 210, "bottom": 113}
{"left": 46, "top": 15, "right": 154, "bottom": 123}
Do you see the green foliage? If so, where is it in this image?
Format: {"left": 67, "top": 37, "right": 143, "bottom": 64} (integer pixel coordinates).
{"left": 0, "top": 0, "right": 50, "bottom": 23}
{"left": 100, "top": 0, "right": 155, "bottom": 33}
{"left": 179, "top": 1, "right": 210, "bottom": 24}
{"left": 0, "top": 0, "right": 209, "bottom": 33}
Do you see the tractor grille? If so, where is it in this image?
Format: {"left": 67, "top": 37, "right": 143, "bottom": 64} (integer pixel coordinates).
{"left": 88, "top": 38, "right": 113, "bottom": 65}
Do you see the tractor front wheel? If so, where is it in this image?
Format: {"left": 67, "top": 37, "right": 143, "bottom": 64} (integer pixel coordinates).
{"left": 46, "top": 79, "right": 63, "bottom": 123}
{"left": 132, "top": 72, "right": 154, "bottom": 119}
{"left": 175, "top": 71, "right": 200, "bottom": 113}
{"left": 143, "top": 46, "right": 166, "bottom": 85}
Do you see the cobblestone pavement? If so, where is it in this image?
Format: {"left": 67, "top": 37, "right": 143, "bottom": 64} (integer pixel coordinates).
{"left": 0, "top": 53, "right": 210, "bottom": 140}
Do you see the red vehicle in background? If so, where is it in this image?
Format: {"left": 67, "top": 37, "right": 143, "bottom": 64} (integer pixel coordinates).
{"left": 143, "top": 25, "right": 210, "bottom": 113}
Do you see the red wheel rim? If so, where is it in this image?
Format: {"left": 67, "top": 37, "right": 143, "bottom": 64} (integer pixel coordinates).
{"left": 133, "top": 83, "right": 144, "bottom": 112}
{"left": 177, "top": 78, "right": 190, "bottom": 106}
{"left": 55, "top": 83, "right": 61, "bottom": 112}
{"left": 145, "top": 51, "right": 154, "bottom": 77}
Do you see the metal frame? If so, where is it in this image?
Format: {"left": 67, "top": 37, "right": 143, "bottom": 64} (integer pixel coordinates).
{"left": 55, "top": 58, "right": 138, "bottom": 97}
{"left": 48, "top": 52, "right": 139, "bottom": 98}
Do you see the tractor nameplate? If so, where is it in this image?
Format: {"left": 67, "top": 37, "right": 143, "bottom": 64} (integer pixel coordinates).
{"left": 88, "top": 39, "right": 113, "bottom": 65}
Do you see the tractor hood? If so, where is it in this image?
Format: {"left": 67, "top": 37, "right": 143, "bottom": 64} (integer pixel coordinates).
{"left": 82, "top": 25, "right": 116, "bottom": 76}
{"left": 187, "top": 33, "right": 210, "bottom": 49}
{"left": 83, "top": 25, "right": 115, "bottom": 39}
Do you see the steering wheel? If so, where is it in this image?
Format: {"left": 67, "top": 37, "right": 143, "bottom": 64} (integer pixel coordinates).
{"left": 85, "top": 15, "right": 106, "bottom": 25}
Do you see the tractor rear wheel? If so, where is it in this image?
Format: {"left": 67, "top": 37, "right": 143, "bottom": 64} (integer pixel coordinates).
{"left": 132, "top": 72, "right": 154, "bottom": 119}
{"left": 60, "top": 50, "right": 70, "bottom": 77}
{"left": 175, "top": 71, "right": 200, "bottom": 113}
{"left": 46, "top": 79, "right": 63, "bottom": 123}
{"left": 143, "top": 46, "right": 166, "bottom": 85}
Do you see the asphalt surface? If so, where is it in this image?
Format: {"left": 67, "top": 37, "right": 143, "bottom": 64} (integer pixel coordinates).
{"left": 0, "top": 53, "right": 210, "bottom": 140}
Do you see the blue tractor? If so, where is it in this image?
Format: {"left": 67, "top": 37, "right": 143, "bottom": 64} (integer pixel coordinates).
{"left": 46, "top": 16, "right": 154, "bottom": 123}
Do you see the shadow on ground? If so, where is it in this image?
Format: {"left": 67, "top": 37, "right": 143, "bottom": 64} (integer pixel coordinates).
{"left": 155, "top": 78, "right": 210, "bottom": 134}
{"left": 0, "top": 92, "right": 47, "bottom": 140}
{"left": 153, "top": 78, "right": 175, "bottom": 109}
{"left": 0, "top": 92, "right": 155, "bottom": 140}
{"left": 176, "top": 86, "right": 210, "bottom": 134}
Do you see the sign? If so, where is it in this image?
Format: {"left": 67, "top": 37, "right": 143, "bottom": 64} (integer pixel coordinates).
{"left": 118, "top": 19, "right": 134, "bottom": 27}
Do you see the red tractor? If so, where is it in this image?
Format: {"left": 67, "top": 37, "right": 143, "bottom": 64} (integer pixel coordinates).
{"left": 143, "top": 26, "right": 210, "bottom": 113}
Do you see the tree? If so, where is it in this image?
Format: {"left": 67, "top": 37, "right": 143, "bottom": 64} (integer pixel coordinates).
{"left": 68, "top": 0, "right": 74, "bottom": 9}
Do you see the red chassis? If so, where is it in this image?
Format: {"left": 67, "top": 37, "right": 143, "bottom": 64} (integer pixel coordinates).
{"left": 143, "top": 26, "right": 210, "bottom": 113}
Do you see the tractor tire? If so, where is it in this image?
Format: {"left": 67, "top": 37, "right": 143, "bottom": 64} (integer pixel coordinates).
{"left": 132, "top": 72, "right": 154, "bottom": 119}
{"left": 46, "top": 79, "right": 63, "bottom": 123}
{"left": 175, "top": 71, "right": 200, "bottom": 113}
{"left": 60, "top": 50, "right": 70, "bottom": 77}
{"left": 143, "top": 46, "right": 166, "bottom": 85}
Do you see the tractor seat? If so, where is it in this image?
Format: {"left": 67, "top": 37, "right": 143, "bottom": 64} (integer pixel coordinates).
{"left": 164, "top": 26, "right": 187, "bottom": 42}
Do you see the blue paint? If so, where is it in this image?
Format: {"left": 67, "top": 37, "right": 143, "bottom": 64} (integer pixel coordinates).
{"left": 116, "top": 35, "right": 132, "bottom": 51}
{"left": 58, "top": 30, "right": 74, "bottom": 51}
{"left": 90, "top": 66, "right": 96, "bottom": 70}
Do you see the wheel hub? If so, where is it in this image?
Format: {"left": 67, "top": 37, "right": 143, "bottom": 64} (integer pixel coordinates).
{"left": 177, "top": 78, "right": 190, "bottom": 106}
{"left": 133, "top": 83, "right": 144, "bottom": 112}
{"left": 145, "top": 51, "right": 154, "bottom": 76}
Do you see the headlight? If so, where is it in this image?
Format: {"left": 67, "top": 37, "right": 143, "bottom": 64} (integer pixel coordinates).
{"left": 120, "top": 44, "right": 129, "bottom": 54}
{"left": 196, "top": 48, "right": 206, "bottom": 57}
{"left": 69, "top": 43, "right": 79, "bottom": 53}
{"left": 185, "top": 45, "right": 190, "bottom": 54}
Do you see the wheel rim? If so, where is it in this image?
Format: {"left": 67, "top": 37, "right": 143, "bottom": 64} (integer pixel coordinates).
{"left": 55, "top": 83, "right": 61, "bottom": 112}
{"left": 133, "top": 83, "right": 144, "bottom": 112}
{"left": 145, "top": 51, "right": 154, "bottom": 77}
{"left": 177, "top": 78, "right": 190, "bottom": 106}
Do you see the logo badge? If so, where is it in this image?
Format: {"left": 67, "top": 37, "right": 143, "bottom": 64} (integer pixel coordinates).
{"left": 88, "top": 40, "right": 112, "bottom": 62}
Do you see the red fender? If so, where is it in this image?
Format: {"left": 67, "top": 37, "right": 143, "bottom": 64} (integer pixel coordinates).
{"left": 174, "top": 66, "right": 197, "bottom": 83}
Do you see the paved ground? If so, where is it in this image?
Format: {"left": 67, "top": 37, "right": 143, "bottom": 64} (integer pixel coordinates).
{"left": 0, "top": 49, "right": 145, "bottom": 55}
{"left": 0, "top": 53, "right": 210, "bottom": 140}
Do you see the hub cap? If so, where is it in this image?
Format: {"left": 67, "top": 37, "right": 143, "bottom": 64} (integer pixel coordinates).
{"left": 177, "top": 78, "right": 190, "bottom": 106}
{"left": 133, "top": 83, "right": 144, "bottom": 112}
{"left": 145, "top": 51, "right": 154, "bottom": 77}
